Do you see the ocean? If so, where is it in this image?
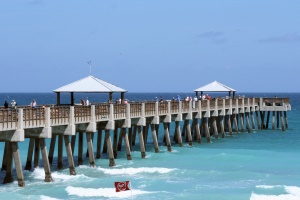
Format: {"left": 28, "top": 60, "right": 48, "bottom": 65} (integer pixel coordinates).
{"left": 0, "top": 92, "right": 299, "bottom": 200}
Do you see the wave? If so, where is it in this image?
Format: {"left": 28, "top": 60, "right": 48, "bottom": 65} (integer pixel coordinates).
{"left": 251, "top": 185, "right": 300, "bottom": 200}
{"left": 96, "top": 167, "right": 177, "bottom": 175}
{"left": 31, "top": 167, "right": 90, "bottom": 182}
{"left": 40, "top": 195, "right": 62, "bottom": 200}
{"left": 66, "top": 186, "right": 154, "bottom": 198}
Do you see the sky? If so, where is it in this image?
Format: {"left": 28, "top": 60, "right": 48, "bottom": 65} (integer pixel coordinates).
{"left": 1, "top": 0, "right": 300, "bottom": 93}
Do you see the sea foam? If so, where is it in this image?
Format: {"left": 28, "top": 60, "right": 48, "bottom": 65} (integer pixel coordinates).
{"left": 251, "top": 185, "right": 300, "bottom": 200}
{"left": 96, "top": 167, "right": 177, "bottom": 175}
{"left": 65, "top": 186, "right": 153, "bottom": 198}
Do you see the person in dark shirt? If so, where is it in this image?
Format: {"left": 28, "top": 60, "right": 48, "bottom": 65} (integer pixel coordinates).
{"left": 4, "top": 101, "right": 9, "bottom": 108}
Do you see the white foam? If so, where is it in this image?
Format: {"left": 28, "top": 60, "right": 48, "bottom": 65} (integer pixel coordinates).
{"left": 256, "top": 185, "right": 279, "bottom": 189}
{"left": 32, "top": 167, "right": 89, "bottom": 182}
{"left": 66, "top": 186, "right": 153, "bottom": 198}
{"left": 97, "top": 167, "right": 176, "bottom": 175}
{"left": 251, "top": 185, "right": 300, "bottom": 200}
{"left": 40, "top": 195, "right": 62, "bottom": 200}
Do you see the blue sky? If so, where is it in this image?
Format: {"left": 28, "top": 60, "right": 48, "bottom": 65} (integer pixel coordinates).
{"left": 1, "top": 0, "right": 300, "bottom": 93}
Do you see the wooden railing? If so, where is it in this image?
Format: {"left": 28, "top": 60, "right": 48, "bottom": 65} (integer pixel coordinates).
{"left": 95, "top": 104, "right": 109, "bottom": 120}
{"left": 158, "top": 101, "right": 168, "bottom": 115}
{"left": 51, "top": 106, "right": 70, "bottom": 125}
{"left": 0, "top": 98, "right": 290, "bottom": 130}
{"left": 130, "top": 103, "right": 142, "bottom": 118}
{"left": 170, "top": 101, "right": 179, "bottom": 113}
{"left": 145, "top": 102, "right": 155, "bottom": 116}
{"left": 0, "top": 109, "right": 17, "bottom": 129}
{"left": 74, "top": 106, "right": 91, "bottom": 123}
{"left": 114, "top": 104, "right": 126, "bottom": 119}
{"left": 23, "top": 107, "right": 45, "bottom": 128}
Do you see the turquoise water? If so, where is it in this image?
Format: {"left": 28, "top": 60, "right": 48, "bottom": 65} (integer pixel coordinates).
{"left": 0, "top": 93, "right": 299, "bottom": 200}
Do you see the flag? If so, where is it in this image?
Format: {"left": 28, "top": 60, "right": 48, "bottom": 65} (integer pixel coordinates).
{"left": 114, "top": 181, "right": 131, "bottom": 192}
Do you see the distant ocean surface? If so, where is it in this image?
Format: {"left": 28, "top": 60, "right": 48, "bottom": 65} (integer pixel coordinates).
{"left": 0, "top": 92, "right": 300, "bottom": 200}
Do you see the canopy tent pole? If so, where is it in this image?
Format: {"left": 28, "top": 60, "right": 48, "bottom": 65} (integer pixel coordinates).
{"left": 109, "top": 92, "right": 113, "bottom": 103}
{"left": 56, "top": 92, "right": 61, "bottom": 106}
{"left": 121, "top": 92, "right": 125, "bottom": 104}
{"left": 71, "top": 92, "right": 74, "bottom": 106}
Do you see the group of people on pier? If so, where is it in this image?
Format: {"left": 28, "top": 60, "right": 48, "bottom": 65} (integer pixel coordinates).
{"left": 3, "top": 99, "right": 17, "bottom": 109}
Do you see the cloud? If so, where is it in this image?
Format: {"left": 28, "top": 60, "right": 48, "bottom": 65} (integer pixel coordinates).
{"left": 258, "top": 33, "right": 300, "bottom": 43}
{"left": 196, "top": 31, "right": 227, "bottom": 44}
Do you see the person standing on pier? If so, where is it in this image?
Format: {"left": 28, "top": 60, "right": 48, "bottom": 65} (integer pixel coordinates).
{"left": 86, "top": 97, "right": 89, "bottom": 106}
{"left": 30, "top": 99, "right": 36, "bottom": 108}
{"left": 4, "top": 100, "right": 8, "bottom": 108}
{"left": 81, "top": 99, "right": 85, "bottom": 106}
{"left": 177, "top": 95, "right": 181, "bottom": 101}
{"left": 11, "top": 100, "right": 17, "bottom": 109}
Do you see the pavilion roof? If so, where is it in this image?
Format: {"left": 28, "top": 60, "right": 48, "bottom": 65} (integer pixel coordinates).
{"left": 194, "top": 81, "right": 236, "bottom": 92}
{"left": 53, "top": 75, "right": 127, "bottom": 93}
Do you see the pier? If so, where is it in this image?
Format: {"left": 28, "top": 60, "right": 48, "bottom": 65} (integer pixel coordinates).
{"left": 0, "top": 97, "right": 291, "bottom": 187}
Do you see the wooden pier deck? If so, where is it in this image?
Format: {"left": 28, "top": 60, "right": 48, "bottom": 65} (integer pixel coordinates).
{"left": 0, "top": 97, "right": 291, "bottom": 186}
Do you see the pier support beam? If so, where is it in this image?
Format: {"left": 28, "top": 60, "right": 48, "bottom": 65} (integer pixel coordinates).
{"left": 34, "top": 138, "right": 40, "bottom": 168}
{"left": 284, "top": 111, "right": 288, "bottom": 129}
{"left": 57, "top": 135, "right": 63, "bottom": 169}
{"left": 185, "top": 120, "right": 193, "bottom": 146}
{"left": 39, "top": 139, "right": 53, "bottom": 182}
{"left": 12, "top": 142, "right": 25, "bottom": 186}
{"left": 105, "top": 130, "right": 116, "bottom": 166}
{"left": 219, "top": 116, "right": 225, "bottom": 138}
{"left": 96, "top": 127, "right": 102, "bottom": 159}
{"left": 1, "top": 142, "right": 8, "bottom": 171}
{"left": 150, "top": 124, "right": 159, "bottom": 153}
{"left": 132, "top": 126, "right": 137, "bottom": 146}
{"left": 163, "top": 123, "right": 172, "bottom": 152}
{"left": 203, "top": 118, "right": 211, "bottom": 142}
{"left": 175, "top": 121, "right": 183, "bottom": 147}
{"left": 48, "top": 134, "right": 56, "bottom": 165}
{"left": 128, "top": 127, "right": 133, "bottom": 150}
{"left": 86, "top": 132, "right": 95, "bottom": 167}
{"left": 226, "top": 115, "right": 233, "bottom": 136}
{"left": 71, "top": 135, "right": 76, "bottom": 155}
{"left": 239, "top": 114, "right": 244, "bottom": 132}
{"left": 212, "top": 117, "right": 218, "bottom": 139}
{"left": 279, "top": 111, "right": 285, "bottom": 131}
{"left": 233, "top": 114, "right": 239, "bottom": 133}
{"left": 113, "top": 128, "right": 118, "bottom": 158}
{"left": 255, "top": 111, "right": 261, "bottom": 130}
{"left": 250, "top": 112, "right": 256, "bottom": 130}
{"left": 64, "top": 136, "right": 76, "bottom": 175}
{"left": 266, "top": 111, "right": 270, "bottom": 129}
{"left": 3, "top": 142, "right": 13, "bottom": 184}
{"left": 193, "top": 118, "right": 202, "bottom": 143}
{"left": 122, "top": 128, "right": 132, "bottom": 160}
{"left": 245, "top": 113, "right": 251, "bottom": 133}
{"left": 272, "top": 111, "right": 275, "bottom": 130}
{"left": 78, "top": 132, "right": 84, "bottom": 165}
{"left": 25, "top": 138, "right": 34, "bottom": 170}
{"left": 137, "top": 126, "right": 146, "bottom": 158}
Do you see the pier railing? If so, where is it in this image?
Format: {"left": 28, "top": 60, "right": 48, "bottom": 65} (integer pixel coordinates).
{"left": 51, "top": 106, "right": 70, "bottom": 125}
{"left": 0, "top": 97, "right": 291, "bottom": 132}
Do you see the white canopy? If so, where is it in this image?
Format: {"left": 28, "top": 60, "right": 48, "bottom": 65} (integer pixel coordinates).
{"left": 53, "top": 75, "right": 127, "bottom": 93}
{"left": 194, "top": 81, "right": 236, "bottom": 92}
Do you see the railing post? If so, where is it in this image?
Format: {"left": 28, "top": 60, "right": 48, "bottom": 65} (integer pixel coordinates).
{"left": 12, "top": 108, "right": 24, "bottom": 142}
{"left": 105, "top": 104, "right": 115, "bottom": 130}
{"left": 39, "top": 107, "right": 52, "bottom": 138}
{"left": 122, "top": 104, "right": 131, "bottom": 128}
{"left": 137, "top": 103, "right": 146, "bottom": 126}
{"left": 86, "top": 105, "right": 96, "bottom": 132}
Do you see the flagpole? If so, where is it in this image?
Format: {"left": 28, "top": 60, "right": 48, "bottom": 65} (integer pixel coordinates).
{"left": 130, "top": 180, "right": 133, "bottom": 200}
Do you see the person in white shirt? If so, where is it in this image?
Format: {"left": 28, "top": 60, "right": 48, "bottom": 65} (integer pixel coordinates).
{"left": 86, "top": 97, "right": 89, "bottom": 106}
